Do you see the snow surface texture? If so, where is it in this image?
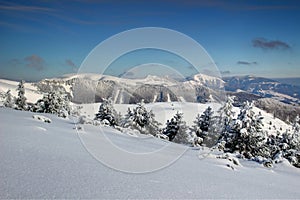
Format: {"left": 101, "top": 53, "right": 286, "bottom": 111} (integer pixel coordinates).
{"left": 1, "top": 108, "right": 300, "bottom": 199}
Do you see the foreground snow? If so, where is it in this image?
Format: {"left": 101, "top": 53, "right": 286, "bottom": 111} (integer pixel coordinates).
{"left": 1, "top": 108, "right": 300, "bottom": 198}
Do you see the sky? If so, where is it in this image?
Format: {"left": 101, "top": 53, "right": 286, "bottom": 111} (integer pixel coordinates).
{"left": 0, "top": 0, "right": 300, "bottom": 81}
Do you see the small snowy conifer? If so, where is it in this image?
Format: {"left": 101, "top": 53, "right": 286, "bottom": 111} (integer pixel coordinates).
{"left": 122, "top": 100, "right": 160, "bottom": 135}
{"left": 163, "top": 112, "right": 191, "bottom": 145}
{"left": 218, "top": 96, "right": 235, "bottom": 135}
{"left": 95, "top": 98, "right": 119, "bottom": 126}
{"left": 226, "top": 101, "right": 269, "bottom": 159}
{"left": 190, "top": 106, "right": 218, "bottom": 146}
{"left": 15, "top": 80, "right": 27, "bottom": 110}
{"left": 4, "top": 90, "right": 15, "bottom": 108}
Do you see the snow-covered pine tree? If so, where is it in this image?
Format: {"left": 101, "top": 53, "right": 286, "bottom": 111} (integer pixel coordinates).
{"left": 15, "top": 80, "right": 27, "bottom": 110}
{"left": 266, "top": 132, "right": 282, "bottom": 162}
{"left": 283, "top": 116, "right": 300, "bottom": 167}
{"left": 225, "top": 101, "right": 269, "bottom": 159}
{"left": 190, "top": 106, "right": 218, "bottom": 146}
{"left": 265, "top": 116, "right": 300, "bottom": 168}
{"left": 34, "top": 89, "right": 71, "bottom": 118}
{"left": 146, "top": 110, "right": 161, "bottom": 136}
{"left": 290, "top": 115, "right": 300, "bottom": 152}
{"left": 172, "top": 112, "right": 191, "bottom": 145}
{"left": 163, "top": 112, "right": 191, "bottom": 145}
{"left": 3, "top": 90, "right": 15, "bottom": 108}
{"left": 163, "top": 118, "right": 178, "bottom": 141}
{"left": 122, "top": 100, "right": 160, "bottom": 136}
{"left": 271, "top": 123, "right": 300, "bottom": 168}
{"left": 218, "top": 96, "right": 235, "bottom": 134}
{"left": 193, "top": 106, "right": 213, "bottom": 135}
{"left": 190, "top": 114, "right": 204, "bottom": 146}
{"left": 95, "top": 98, "right": 119, "bottom": 126}
{"left": 292, "top": 115, "right": 300, "bottom": 133}
{"left": 216, "top": 96, "right": 236, "bottom": 149}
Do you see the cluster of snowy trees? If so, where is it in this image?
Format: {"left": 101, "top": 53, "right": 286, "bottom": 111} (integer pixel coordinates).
{"left": 93, "top": 97, "right": 300, "bottom": 168}
{"left": 212, "top": 99, "right": 299, "bottom": 168}
{"left": 1, "top": 81, "right": 28, "bottom": 110}
{"left": 1, "top": 81, "right": 29, "bottom": 110}
{"left": 2, "top": 80, "right": 71, "bottom": 118}
{"left": 265, "top": 116, "right": 300, "bottom": 168}
{"left": 122, "top": 100, "right": 161, "bottom": 135}
{"left": 94, "top": 98, "right": 191, "bottom": 143}
{"left": 94, "top": 99, "right": 161, "bottom": 135}
{"left": 31, "top": 89, "right": 71, "bottom": 118}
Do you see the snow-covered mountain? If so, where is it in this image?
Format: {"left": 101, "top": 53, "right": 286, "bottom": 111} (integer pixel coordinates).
{"left": 224, "top": 75, "right": 300, "bottom": 105}
{"left": 188, "top": 73, "right": 225, "bottom": 89}
{"left": 32, "top": 73, "right": 225, "bottom": 104}
{"left": 1, "top": 73, "right": 300, "bottom": 123}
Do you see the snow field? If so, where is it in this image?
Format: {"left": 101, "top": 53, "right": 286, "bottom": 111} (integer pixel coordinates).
{"left": 1, "top": 108, "right": 300, "bottom": 198}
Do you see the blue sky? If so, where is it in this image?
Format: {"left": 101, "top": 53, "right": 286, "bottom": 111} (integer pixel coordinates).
{"left": 0, "top": 0, "right": 300, "bottom": 81}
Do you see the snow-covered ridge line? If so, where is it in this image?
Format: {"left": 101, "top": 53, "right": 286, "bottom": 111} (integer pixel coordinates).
{"left": 51, "top": 72, "right": 224, "bottom": 87}
{"left": 38, "top": 73, "right": 225, "bottom": 104}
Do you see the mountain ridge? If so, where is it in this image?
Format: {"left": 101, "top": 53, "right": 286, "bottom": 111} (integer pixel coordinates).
{"left": 223, "top": 75, "right": 300, "bottom": 105}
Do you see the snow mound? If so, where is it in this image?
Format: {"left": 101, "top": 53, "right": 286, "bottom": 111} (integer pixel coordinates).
{"left": 32, "top": 114, "right": 51, "bottom": 123}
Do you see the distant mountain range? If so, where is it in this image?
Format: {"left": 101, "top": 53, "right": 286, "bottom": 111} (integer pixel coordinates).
{"left": 273, "top": 77, "right": 300, "bottom": 87}
{"left": 223, "top": 75, "right": 300, "bottom": 105}
{"left": 1, "top": 73, "right": 300, "bottom": 122}
{"left": 34, "top": 73, "right": 225, "bottom": 104}
{"left": 18, "top": 73, "right": 299, "bottom": 106}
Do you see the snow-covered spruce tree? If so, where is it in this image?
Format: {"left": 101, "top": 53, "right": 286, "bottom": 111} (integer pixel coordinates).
{"left": 216, "top": 96, "right": 235, "bottom": 149}
{"left": 3, "top": 90, "right": 15, "bottom": 108}
{"left": 122, "top": 100, "right": 160, "bottom": 136}
{"left": 218, "top": 97, "right": 235, "bottom": 134}
{"left": 15, "top": 80, "right": 27, "bottom": 110}
{"left": 34, "top": 89, "right": 71, "bottom": 118}
{"left": 190, "top": 106, "right": 219, "bottom": 147}
{"left": 192, "top": 106, "right": 213, "bottom": 136}
{"left": 274, "top": 116, "right": 300, "bottom": 167}
{"left": 268, "top": 131, "right": 300, "bottom": 168}
{"left": 293, "top": 115, "right": 300, "bottom": 133}
{"left": 266, "top": 132, "right": 282, "bottom": 163}
{"left": 225, "top": 101, "right": 269, "bottom": 159}
{"left": 163, "top": 112, "right": 191, "bottom": 145}
{"left": 290, "top": 115, "right": 300, "bottom": 152}
{"left": 0, "top": 91, "right": 5, "bottom": 104}
{"left": 95, "top": 98, "right": 119, "bottom": 127}
{"left": 190, "top": 114, "right": 204, "bottom": 146}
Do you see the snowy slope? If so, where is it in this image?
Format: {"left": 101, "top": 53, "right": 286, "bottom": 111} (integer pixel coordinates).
{"left": 1, "top": 108, "right": 300, "bottom": 198}
{"left": 0, "top": 79, "right": 42, "bottom": 103}
{"left": 60, "top": 73, "right": 103, "bottom": 81}
{"left": 188, "top": 73, "right": 224, "bottom": 88}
